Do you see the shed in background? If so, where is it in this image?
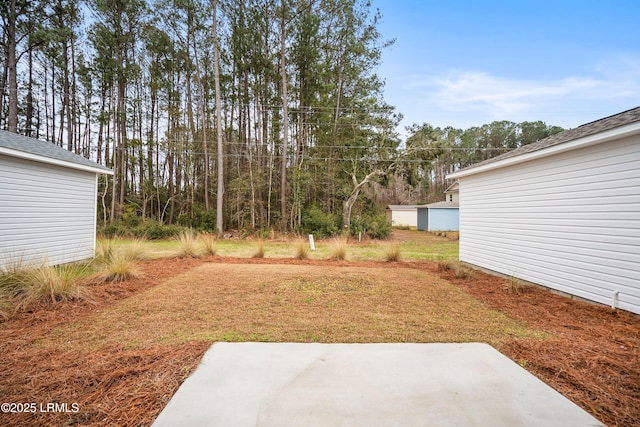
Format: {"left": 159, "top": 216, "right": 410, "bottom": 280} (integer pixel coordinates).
{"left": 385, "top": 205, "right": 419, "bottom": 227}
{"left": 417, "top": 202, "right": 459, "bottom": 231}
{"left": 0, "top": 130, "right": 112, "bottom": 270}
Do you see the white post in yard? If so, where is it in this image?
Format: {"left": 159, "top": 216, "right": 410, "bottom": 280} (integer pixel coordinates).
{"left": 308, "top": 234, "right": 315, "bottom": 251}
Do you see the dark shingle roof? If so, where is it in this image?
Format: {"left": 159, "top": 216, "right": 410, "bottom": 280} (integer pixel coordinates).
{"left": 0, "top": 130, "right": 111, "bottom": 173}
{"left": 458, "top": 106, "right": 640, "bottom": 172}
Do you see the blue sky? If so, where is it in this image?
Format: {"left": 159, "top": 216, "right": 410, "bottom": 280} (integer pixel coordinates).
{"left": 372, "top": 0, "right": 640, "bottom": 133}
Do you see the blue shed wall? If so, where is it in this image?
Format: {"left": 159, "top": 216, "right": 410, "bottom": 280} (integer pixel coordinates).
{"left": 429, "top": 208, "right": 459, "bottom": 231}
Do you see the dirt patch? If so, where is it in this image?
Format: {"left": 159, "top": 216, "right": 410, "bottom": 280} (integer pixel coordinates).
{"left": 0, "top": 256, "right": 638, "bottom": 426}
{"left": 41, "top": 263, "right": 542, "bottom": 350}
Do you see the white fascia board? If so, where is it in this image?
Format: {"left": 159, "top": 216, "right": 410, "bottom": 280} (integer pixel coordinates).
{"left": 446, "top": 121, "right": 640, "bottom": 179}
{"left": 0, "top": 146, "right": 114, "bottom": 175}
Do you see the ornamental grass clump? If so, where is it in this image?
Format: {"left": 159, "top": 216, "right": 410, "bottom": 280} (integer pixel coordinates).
{"left": 383, "top": 243, "right": 402, "bottom": 262}
{"left": 505, "top": 276, "right": 532, "bottom": 294}
{"left": 175, "top": 229, "right": 203, "bottom": 258}
{"left": 95, "top": 239, "right": 149, "bottom": 263}
{"left": 294, "top": 240, "right": 310, "bottom": 260}
{"left": 94, "top": 248, "right": 141, "bottom": 283}
{"left": 437, "top": 260, "right": 474, "bottom": 280}
{"left": 199, "top": 234, "right": 218, "bottom": 256}
{"left": 329, "top": 238, "right": 348, "bottom": 261}
{"left": 122, "top": 238, "right": 150, "bottom": 261}
{"left": 252, "top": 240, "right": 266, "bottom": 259}
{"left": 93, "top": 240, "right": 142, "bottom": 282}
{"left": 0, "top": 260, "right": 91, "bottom": 309}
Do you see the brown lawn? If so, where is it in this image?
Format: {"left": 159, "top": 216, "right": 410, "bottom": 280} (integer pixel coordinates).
{"left": 0, "top": 255, "right": 638, "bottom": 426}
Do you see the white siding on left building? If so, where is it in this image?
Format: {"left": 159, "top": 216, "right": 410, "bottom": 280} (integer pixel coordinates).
{"left": 0, "top": 155, "right": 98, "bottom": 268}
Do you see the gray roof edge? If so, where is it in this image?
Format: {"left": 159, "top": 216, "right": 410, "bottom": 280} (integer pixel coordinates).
{"left": 387, "top": 205, "right": 420, "bottom": 210}
{"left": 449, "top": 106, "right": 640, "bottom": 175}
{"left": 0, "top": 130, "right": 112, "bottom": 174}
{"left": 418, "top": 201, "right": 459, "bottom": 208}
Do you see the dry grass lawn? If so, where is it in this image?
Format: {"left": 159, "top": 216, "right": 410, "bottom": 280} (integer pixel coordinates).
{"left": 44, "top": 263, "right": 544, "bottom": 351}
{"left": 1, "top": 232, "right": 637, "bottom": 427}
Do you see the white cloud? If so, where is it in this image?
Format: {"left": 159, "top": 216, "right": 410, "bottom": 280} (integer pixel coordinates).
{"left": 402, "top": 54, "right": 640, "bottom": 123}
{"left": 421, "top": 72, "right": 613, "bottom": 117}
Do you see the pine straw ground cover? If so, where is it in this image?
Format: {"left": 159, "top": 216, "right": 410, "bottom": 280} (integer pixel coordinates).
{"left": 0, "top": 256, "right": 638, "bottom": 426}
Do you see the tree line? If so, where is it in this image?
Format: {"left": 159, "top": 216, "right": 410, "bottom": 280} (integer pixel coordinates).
{"left": 1, "top": 0, "right": 563, "bottom": 234}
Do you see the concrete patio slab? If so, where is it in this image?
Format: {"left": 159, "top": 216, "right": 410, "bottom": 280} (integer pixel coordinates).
{"left": 152, "top": 342, "right": 603, "bottom": 427}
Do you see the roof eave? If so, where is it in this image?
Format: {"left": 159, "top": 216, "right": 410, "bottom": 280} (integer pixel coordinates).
{"left": 0, "top": 146, "right": 113, "bottom": 175}
{"left": 446, "top": 121, "right": 640, "bottom": 180}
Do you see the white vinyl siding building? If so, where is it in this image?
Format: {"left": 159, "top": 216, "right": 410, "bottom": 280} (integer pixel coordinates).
{"left": 386, "top": 205, "right": 418, "bottom": 227}
{"left": 0, "top": 130, "right": 112, "bottom": 269}
{"left": 448, "top": 107, "right": 640, "bottom": 315}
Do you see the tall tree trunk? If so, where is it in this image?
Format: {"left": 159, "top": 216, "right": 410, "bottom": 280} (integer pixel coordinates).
{"left": 64, "top": 41, "right": 72, "bottom": 151}
{"left": 25, "top": 48, "right": 34, "bottom": 136}
{"left": 192, "top": 37, "right": 210, "bottom": 210}
{"left": 71, "top": 37, "right": 80, "bottom": 154}
{"left": 279, "top": 3, "right": 288, "bottom": 229}
{"left": 0, "top": 48, "right": 7, "bottom": 129}
{"left": 96, "top": 90, "right": 106, "bottom": 164}
{"left": 6, "top": 0, "right": 19, "bottom": 133}
{"left": 51, "top": 63, "right": 57, "bottom": 143}
{"left": 211, "top": 0, "right": 224, "bottom": 234}
{"left": 327, "top": 63, "right": 343, "bottom": 212}
{"left": 110, "top": 86, "right": 118, "bottom": 222}
{"left": 118, "top": 74, "right": 126, "bottom": 219}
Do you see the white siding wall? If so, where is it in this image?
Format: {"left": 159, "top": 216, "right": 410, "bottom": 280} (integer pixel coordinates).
{"left": 459, "top": 136, "right": 640, "bottom": 314}
{"left": 0, "top": 155, "right": 98, "bottom": 269}
{"left": 391, "top": 210, "right": 418, "bottom": 227}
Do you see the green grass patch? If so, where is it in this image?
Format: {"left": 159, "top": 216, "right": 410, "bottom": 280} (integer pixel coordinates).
{"left": 95, "top": 230, "right": 458, "bottom": 262}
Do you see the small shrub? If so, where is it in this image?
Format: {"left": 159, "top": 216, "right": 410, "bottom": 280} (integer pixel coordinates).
{"left": 254, "top": 228, "right": 272, "bottom": 240}
{"left": 99, "top": 223, "right": 124, "bottom": 239}
{"left": 194, "top": 209, "right": 217, "bottom": 232}
{"left": 302, "top": 205, "right": 339, "bottom": 238}
{"left": 175, "top": 229, "right": 203, "bottom": 258}
{"left": 252, "top": 241, "right": 266, "bottom": 259}
{"left": 329, "top": 238, "right": 348, "bottom": 261}
{"left": 294, "top": 240, "right": 310, "bottom": 260}
{"left": 353, "top": 214, "right": 392, "bottom": 240}
{"left": 135, "top": 220, "right": 182, "bottom": 240}
{"left": 383, "top": 243, "right": 402, "bottom": 262}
